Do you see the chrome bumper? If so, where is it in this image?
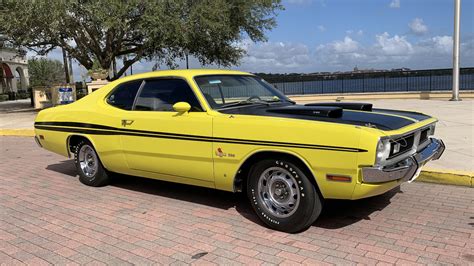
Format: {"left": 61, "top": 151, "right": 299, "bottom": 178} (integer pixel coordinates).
{"left": 362, "top": 138, "right": 445, "bottom": 183}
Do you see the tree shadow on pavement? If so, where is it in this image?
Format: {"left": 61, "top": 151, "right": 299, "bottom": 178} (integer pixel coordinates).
{"left": 46, "top": 159, "right": 400, "bottom": 231}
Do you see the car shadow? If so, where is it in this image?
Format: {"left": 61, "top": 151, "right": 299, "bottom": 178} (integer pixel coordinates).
{"left": 46, "top": 160, "right": 78, "bottom": 177}
{"left": 313, "top": 188, "right": 400, "bottom": 229}
{"left": 46, "top": 160, "right": 399, "bottom": 231}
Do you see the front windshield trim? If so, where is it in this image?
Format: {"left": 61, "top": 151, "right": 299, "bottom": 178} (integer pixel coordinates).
{"left": 192, "top": 74, "right": 292, "bottom": 110}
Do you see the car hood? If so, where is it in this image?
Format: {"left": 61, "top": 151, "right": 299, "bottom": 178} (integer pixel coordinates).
{"left": 217, "top": 102, "right": 431, "bottom": 130}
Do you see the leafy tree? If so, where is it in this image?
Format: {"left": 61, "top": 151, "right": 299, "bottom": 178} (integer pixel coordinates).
{"left": 0, "top": 0, "right": 283, "bottom": 80}
{"left": 28, "top": 58, "right": 65, "bottom": 87}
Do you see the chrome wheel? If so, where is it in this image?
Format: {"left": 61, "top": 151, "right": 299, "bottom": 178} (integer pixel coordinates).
{"left": 78, "top": 144, "right": 98, "bottom": 179}
{"left": 257, "top": 166, "right": 301, "bottom": 218}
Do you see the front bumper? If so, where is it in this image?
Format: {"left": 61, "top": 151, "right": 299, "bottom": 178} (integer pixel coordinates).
{"left": 361, "top": 138, "right": 445, "bottom": 183}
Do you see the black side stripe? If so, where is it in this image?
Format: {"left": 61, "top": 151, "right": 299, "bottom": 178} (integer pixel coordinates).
{"left": 34, "top": 122, "right": 367, "bottom": 152}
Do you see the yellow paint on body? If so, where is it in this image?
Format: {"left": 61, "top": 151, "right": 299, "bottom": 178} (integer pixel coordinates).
{"left": 31, "top": 69, "right": 452, "bottom": 199}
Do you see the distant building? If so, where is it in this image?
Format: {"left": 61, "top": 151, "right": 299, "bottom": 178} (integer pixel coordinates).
{"left": 391, "top": 67, "right": 411, "bottom": 72}
{"left": 0, "top": 35, "right": 29, "bottom": 93}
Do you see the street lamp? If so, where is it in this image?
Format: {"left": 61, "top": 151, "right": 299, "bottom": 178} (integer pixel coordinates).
{"left": 450, "top": 0, "right": 461, "bottom": 101}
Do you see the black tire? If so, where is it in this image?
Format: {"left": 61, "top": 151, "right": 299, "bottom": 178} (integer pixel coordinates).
{"left": 247, "top": 158, "right": 322, "bottom": 233}
{"left": 74, "top": 139, "right": 109, "bottom": 187}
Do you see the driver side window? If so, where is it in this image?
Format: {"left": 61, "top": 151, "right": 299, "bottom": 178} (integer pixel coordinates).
{"left": 133, "top": 79, "right": 203, "bottom": 112}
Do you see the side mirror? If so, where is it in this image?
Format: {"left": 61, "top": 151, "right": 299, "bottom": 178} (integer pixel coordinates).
{"left": 173, "top": 102, "right": 191, "bottom": 113}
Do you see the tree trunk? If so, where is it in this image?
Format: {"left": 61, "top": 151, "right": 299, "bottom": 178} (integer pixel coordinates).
{"left": 62, "top": 48, "right": 70, "bottom": 83}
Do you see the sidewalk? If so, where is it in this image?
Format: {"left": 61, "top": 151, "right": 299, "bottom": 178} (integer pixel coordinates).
{"left": 0, "top": 99, "right": 36, "bottom": 129}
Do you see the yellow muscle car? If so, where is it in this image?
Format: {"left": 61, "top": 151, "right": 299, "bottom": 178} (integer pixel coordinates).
{"left": 34, "top": 69, "right": 445, "bottom": 232}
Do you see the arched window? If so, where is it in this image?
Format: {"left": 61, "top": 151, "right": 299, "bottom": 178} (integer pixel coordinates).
{"left": 15, "top": 67, "right": 24, "bottom": 91}
{"left": 0, "top": 63, "right": 13, "bottom": 93}
{"left": 0, "top": 64, "right": 5, "bottom": 93}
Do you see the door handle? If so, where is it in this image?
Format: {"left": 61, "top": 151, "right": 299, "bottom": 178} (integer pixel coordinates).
{"left": 121, "top": 119, "right": 134, "bottom": 127}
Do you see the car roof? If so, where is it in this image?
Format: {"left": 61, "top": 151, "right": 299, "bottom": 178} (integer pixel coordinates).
{"left": 119, "top": 69, "right": 252, "bottom": 81}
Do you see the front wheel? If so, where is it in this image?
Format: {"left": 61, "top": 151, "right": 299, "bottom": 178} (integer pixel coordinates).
{"left": 74, "top": 139, "right": 109, "bottom": 187}
{"left": 247, "top": 159, "right": 322, "bottom": 233}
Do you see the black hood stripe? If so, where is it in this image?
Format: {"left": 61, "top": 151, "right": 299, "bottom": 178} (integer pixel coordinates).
{"left": 34, "top": 122, "right": 366, "bottom": 153}
{"left": 372, "top": 108, "right": 431, "bottom": 122}
{"left": 218, "top": 103, "right": 419, "bottom": 130}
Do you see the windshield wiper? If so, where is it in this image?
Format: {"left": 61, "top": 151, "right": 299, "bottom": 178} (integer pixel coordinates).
{"left": 265, "top": 98, "right": 281, "bottom": 103}
{"left": 219, "top": 100, "right": 269, "bottom": 109}
{"left": 265, "top": 98, "right": 296, "bottom": 104}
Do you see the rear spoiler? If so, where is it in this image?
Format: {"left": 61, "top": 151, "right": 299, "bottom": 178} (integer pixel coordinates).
{"left": 305, "top": 102, "right": 373, "bottom": 111}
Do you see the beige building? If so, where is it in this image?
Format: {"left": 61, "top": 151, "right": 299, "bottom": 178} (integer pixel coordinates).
{"left": 0, "top": 35, "right": 29, "bottom": 93}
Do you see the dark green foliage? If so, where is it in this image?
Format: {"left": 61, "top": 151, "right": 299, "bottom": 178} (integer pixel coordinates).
{"left": 1, "top": 0, "right": 282, "bottom": 80}
{"left": 28, "top": 58, "right": 65, "bottom": 87}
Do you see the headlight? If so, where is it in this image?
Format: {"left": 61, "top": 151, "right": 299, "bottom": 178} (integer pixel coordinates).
{"left": 375, "top": 138, "right": 391, "bottom": 166}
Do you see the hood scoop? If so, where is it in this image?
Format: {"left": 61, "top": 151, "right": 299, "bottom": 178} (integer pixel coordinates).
{"left": 267, "top": 105, "right": 343, "bottom": 118}
{"left": 305, "top": 102, "right": 373, "bottom": 111}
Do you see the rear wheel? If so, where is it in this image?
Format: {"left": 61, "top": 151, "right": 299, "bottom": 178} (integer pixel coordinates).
{"left": 74, "top": 139, "right": 109, "bottom": 187}
{"left": 247, "top": 159, "right": 322, "bottom": 233}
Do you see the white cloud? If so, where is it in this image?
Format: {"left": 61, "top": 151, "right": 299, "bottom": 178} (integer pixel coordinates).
{"left": 332, "top": 37, "right": 359, "bottom": 53}
{"left": 315, "top": 37, "right": 365, "bottom": 68}
{"left": 35, "top": 34, "right": 474, "bottom": 76}
{"left": 346, "top": 29, "right": 364, "bottom": 36}
{"left": 317, "top": 25, "right": 326, "bottom": 32}
{"left": 389, "top": 0, "right": 400, "bottom": 8}
{"left": 239, "top": 41, "right": 312, "bottom": 72}
{"left": 209, "top": 35, "right": 471, "bottom": 73}
{"left": 315, "top": 33, "right": 415, "bottom": 68}
{"left": 418, "top": 36, "right": 452, "bottom": 54}
{"left": 152, "top": 35, "right": 473, "bottom": 73}
{"left": 409, "top": 18, "right": 428, "bottom": 35}
{"left": 374, "top": 32, "right": 413, "bottom": 56}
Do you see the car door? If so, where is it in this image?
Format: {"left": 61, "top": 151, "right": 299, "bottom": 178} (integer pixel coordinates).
{"left": 120, "top": 78, "right": 214, "bottom": 184}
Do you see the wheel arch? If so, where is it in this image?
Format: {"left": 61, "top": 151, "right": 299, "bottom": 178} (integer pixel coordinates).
{"left": 67, "top": 134, "right": 98, "bottom": 158}
{"left": 233, "top": 149, "right": 323, "bottom": 199}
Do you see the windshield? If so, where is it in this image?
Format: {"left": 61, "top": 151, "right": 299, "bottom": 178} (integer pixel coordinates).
{"left": 194, "top": 75, "right": 291, "bottom": 109}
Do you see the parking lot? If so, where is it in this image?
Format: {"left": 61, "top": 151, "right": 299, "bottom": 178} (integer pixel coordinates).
{"left": 0, "top": 136, "right": 473, "bottom": 265}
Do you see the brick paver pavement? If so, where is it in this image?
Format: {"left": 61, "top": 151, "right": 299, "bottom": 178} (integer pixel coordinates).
{"left": 1, "top": 136, "right": 473, "bottom": 265}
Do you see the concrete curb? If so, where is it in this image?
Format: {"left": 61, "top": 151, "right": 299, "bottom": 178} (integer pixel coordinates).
{"left": 416, "top": 169, "right": 473, "bottom": 188}
{"left": 0, "top": 129, "right": 35, "bottom": 137}
{"left": 0, "top": 130, "right": 472, "bottom": 188}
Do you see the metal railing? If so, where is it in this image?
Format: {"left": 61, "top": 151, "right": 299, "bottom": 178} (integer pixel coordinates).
{"left": 260, "top": 67, "right": 474, "bottom": 95}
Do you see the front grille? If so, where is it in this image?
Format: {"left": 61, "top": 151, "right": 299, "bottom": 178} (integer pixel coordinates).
{"left": 420, "top": 128, "right": 429, "bottom": 144}
{"left": 389, "top": 133, "right": 415, "bottom": 159}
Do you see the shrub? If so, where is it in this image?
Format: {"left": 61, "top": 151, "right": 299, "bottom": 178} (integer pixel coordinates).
{"left": 0, "top": 94, "right": 8, "bottom": 102}
{"left": 16, "top": 90, "right": 30, "bottom": 99}
{"left": 76, "top": 89, "right": 87, "bottom": 100}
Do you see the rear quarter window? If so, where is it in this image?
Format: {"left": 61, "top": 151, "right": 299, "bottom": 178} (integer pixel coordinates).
{"left": 106, "top": 80, "right": 143, "bottom": 110}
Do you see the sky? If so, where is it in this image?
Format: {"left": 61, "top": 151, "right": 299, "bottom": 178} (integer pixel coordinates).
{"left": 37, "top": 0, "right": 474, "bottom": 81}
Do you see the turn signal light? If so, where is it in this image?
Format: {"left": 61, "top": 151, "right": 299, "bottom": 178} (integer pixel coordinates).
{"left": 326, "top": 175, "right": 352, "bottom": 182}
